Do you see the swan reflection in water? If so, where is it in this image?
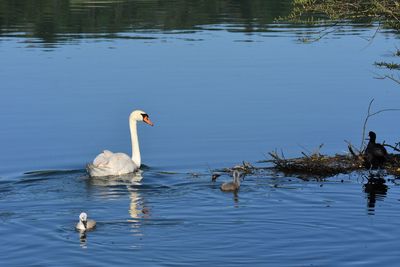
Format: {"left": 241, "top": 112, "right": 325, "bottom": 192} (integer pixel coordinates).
{"left": 86, "top": 170, "right": 150, "bottom": 223}
{"left": 80, "top": 171, "right": 149, "bottom": 247}
{"left": 363, "top": 172, "right": 388, "bottom": 215}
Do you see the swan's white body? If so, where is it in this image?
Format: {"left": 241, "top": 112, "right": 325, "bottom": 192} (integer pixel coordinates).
{"left": 76, "top": 212, "right": 96, "bottom": 231}
{"left": 88, "top": 150, "right": 137, "bottom": 177}
{"left": 87, "top": 110, "right": 153, "bottom": 177}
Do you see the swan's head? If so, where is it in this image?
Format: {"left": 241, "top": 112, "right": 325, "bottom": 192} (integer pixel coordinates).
{"left": 130, "top": 110, "right": 154, "bottom": 126}
{"left": 79, "top": 212, "right": 88, "bottom": 228}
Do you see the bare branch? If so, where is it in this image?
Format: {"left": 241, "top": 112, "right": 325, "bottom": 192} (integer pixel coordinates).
{"left": 375, "top": 73, "right": 400, "bottom": 85}
{"left": 300, "top": 23, "right": 344, "bottom": 43}
{"left": 360, "top": 98, "right": 375, "bottom": 150}
{"left": 348, "top": 144, "right": 357, "bottom": 157}
{"left": 360, "top": 99, "right": 400, "bottom": 151}
{"left": 361, "top": 20, "right": 382, "bottom": 48}
{"left": 345, "top": 140, "right": 361, "bottom": 156}
{"left": 383, "top": 143, "right": 400, "bottom": 153}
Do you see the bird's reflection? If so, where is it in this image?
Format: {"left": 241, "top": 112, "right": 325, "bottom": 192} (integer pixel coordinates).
{"left": 363, "top": 172, "right": 388, "bottom": 215}
{"left": 233, "top": 191, "right": 240, "bottom": 207}
{"left": 87, "top": 170, "right": 150, "bottom": 221}
{"left": 79, "top": 231, "right": 88, "bottom": 248}
{"left": 127, "top": 174, "right": 150, "bottom": 220}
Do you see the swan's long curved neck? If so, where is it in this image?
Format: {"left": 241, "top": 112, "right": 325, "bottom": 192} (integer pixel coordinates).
{"left": 129, "top": 120, "right": 141, "bottom": 167}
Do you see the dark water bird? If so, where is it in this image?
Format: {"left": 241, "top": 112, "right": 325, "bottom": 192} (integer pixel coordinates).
{"left": 220, "top": 170, "right": 243, "bottom": 192}
{"left": 365, "top": 131, "right": 388, "bottom": 169}
{"left": 76, "top": 212, "right": 96, "bottom": 231}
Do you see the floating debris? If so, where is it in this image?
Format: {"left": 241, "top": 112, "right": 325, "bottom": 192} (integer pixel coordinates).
{"left": 264, "top": 148, "right": 400, "bottom": 178}
{"left": 265, "top": 151, "right": 364, "bottom": 178}
{"left": 213, "top": 148, "right": 400, "bottom": 179}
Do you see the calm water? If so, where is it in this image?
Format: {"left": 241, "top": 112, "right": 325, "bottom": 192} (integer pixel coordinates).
{"left": 1, "top": 1, "right": 400, "bottom": 266}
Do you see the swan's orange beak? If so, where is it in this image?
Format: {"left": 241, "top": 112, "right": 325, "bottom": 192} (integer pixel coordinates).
{"left": 143, "top": 116, "right": 154, "bottom": 126}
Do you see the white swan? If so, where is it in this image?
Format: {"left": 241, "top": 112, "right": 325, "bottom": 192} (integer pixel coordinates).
{"left": 76, "top": 212, "right": 96, "bottom": 231}
{"left": 87, "top": 110, "right": 154, "bottom": 177}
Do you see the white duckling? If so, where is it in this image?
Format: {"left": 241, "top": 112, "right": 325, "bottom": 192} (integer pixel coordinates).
{"left": 76, "top": 212, "right": 96, "bottom": 231}
{"left": 220, "top": 170, "right": 243, "bottom": 192}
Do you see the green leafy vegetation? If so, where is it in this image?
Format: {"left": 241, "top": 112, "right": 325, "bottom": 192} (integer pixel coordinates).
{"left": 287, "top": 0, "right": 400, "bottom": 29}
{"left": 374, "top": 61, "right": 400, "bottom": 70}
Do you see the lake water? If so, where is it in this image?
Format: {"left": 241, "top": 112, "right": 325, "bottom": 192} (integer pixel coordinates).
{"left": 1, "top": 1, "right": 400, "bottom": 266}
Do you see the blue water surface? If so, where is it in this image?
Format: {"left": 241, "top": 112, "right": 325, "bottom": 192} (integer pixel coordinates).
{"left": 1, "top": 1, "right": 400, "bottom": 266}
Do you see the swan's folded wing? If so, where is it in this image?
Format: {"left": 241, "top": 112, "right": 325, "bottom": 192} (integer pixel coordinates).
{"left": 93, "top": 150, "right": 114, "bottom": 166}
{"left": 109, "top": 153, "right": 137, "bottom": 173}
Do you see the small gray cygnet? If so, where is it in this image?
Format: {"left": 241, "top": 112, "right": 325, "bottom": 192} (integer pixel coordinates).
{"left": 220, "top": 170, "right": 242, "bottom": 192}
